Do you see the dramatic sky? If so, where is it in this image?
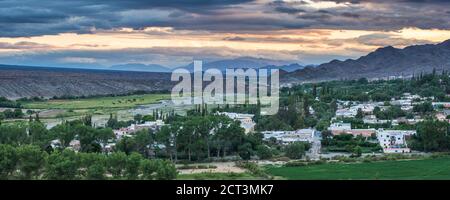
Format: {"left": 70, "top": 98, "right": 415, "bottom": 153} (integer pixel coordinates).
{"left": 0, "top": 0, "right": 450, "bottom": 68}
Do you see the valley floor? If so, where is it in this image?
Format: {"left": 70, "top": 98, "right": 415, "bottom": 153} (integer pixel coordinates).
{"left": 266, "top": 157, "right": 450, "bottom": 180}
{"left": 176, "top": 156, "right": 450, "bottom": 180}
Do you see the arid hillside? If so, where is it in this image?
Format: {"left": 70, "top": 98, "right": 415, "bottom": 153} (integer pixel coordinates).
{"left": 0, "top": 65, "right": 173, "bottom": 99}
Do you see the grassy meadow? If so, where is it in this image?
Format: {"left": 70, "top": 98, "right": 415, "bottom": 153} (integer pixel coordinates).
{"left": 22, "top": 94, "right": 170, "bottom": 110}
{"left": 266, "top": 157, "right": 450, "bottom": 180}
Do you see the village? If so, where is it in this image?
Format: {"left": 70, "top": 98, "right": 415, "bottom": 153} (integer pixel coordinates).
{"left": 1, "top": 73, "right": 450, "bottom": 180}
{"left": 49, "top": 92, "right": 450, "bottom": 161}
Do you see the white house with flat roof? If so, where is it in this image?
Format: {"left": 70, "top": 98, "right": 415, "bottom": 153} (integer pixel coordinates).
{"left": 217, "top": 112, "right": 256, "bottom": 134}
{"left": 432, "top": 102, "right": 450, "bottom": 109}
{"left": 263, "top": 129, "right": 315, "bottom": 145}
{"left": 335, "top": 109, "right": 357, "bottom": 118}
{"left": 328, "top": 122, "right": 351, "bottom": 133}
{"left": 377, "top": 129, "right": 416, "bottom": 153}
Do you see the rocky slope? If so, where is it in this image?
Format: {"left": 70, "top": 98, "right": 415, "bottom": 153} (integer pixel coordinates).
{"left": 283, "top": 39, "right": 450, "bottom": 83}
{"left": 0, "top": 65, "right": 173, "bottom": 99}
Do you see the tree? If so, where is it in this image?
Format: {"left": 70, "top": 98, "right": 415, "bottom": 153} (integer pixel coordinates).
{"left": 155, "top": 160, "right": 177, "bottom": 180}
{"left": 330, "top": 100, "right": 338, "bottom": 113}
{"left": 44, "top": 149, "right": 79, "bottom": 180}
{"left": 133, "top": 129, "right": 153, "bottom": 157}
{"left": 107, "top": 152, "right": 127, "bottom": 179}
{"left": 256, "top": 115, "right": 292, "bottom": 131}
{"left": 142, "top": 115, "right": 155, "bottom": 122}
{"left": 125, "top": 152, "right": 142, "bottom": 180}
{"left": 0, "top": 144, "right": 18, "bottom": 179}
{"left": 134, "top": 114, "right": 143, "bottom": 124}
{"left": 140, "top": 159, "right": 158, "bottom": 180}
{"left": 255, "top": 145, "right": 272, "bottom": 160}
{"left": 238, "top": 143, "right": 253, "bottom": 160}
{"left": 316, "top": 120, "right": 330, "bottom": 131}
{"left": 3, "top": 109, "right": 14, "bottom": 119}
{"left": 373, "top": 106, "right": 381, "bottom": 116}
{"left": 76, "top": 124, "right": 102, "bottom": 153}
{"left": 95, "top": 128, "right": 114, "bottom": 146}
{"left": 16, "top": 145, "right": 47, "bottom": 179}
{"left": 0, "top": 124, "right": 28, "bottom": 146}
{"left": 352, "top": 146, "right": 362, "bottom": 157}
{"left": 28, "top": 121, "right": 49, "bottom": 147}
{"left": 312, "top": 85, "right": 317, "bottom": 97}
{"left": 356, "top": 108, "right": 364, "bottom": 119}
{"left": 155, "top": 125, "right": 174, "bottom": 159}
{"left": 13, "top": 108, "right": 24, "bottom": 118}
{"left": 284, "top": 142, "right": 307, "bottom": 159}
{"left": 82, "top": 115, "right": 92, "bottom": 127}
{"left": 413, "top": 102, "right": 434, "bottom": 114}
{"left": 303, "top": 96, "right": 310, "bottom": 116}
{"left": 320, "top": 130, "right": 333, "bottom": 146}
{"left": 26, "top": 110, "right": 34, "bottom": 116}
{"left": 50, "top": 123, "right": 76, "bottom": 148}
{"left": 106, "top": 113, "right": 118, "bottom": 128}
{"left": 86, "top": 163, "right": 106, "bottom": 180}
{"left": 357, "top": 78, "right": 368, "bottom": 84}
{"left": 78, "top": 152, "right": 105, "bottom": 178}
{"left": 411, "top": 120, "right": 449, "bottom": 152}
{"left": 116, "top": 136, "right": 138, "bottom": 155}
{"left": 35, "top": 112, "right": 40, "bottom": 122}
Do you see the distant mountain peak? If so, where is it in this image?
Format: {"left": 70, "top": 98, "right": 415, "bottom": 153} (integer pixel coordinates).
{"left": 374, "top": 45, "right": 397, "bottom": 52}
{"left": 439, "top": 39, "right": 450, "bottom": 47}
{"left": 110, "top": 63, "right": 171, "bottom": 73}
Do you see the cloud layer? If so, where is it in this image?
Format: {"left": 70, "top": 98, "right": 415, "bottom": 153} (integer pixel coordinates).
{"left": 0, "top": 0, "right": 450, "bottom": 67}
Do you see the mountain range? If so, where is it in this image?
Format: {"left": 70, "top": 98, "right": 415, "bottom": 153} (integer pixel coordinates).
{"left": 1, "top": 40, "right": 450, "bottom": 98}
{"left": 178, "top": 57, "right": 299, "bottom": 72}
{"left": 283, "top": 39, "right": 450, "bottom": 83}
{"left": 109, "top": 63, "right": 172, "bottom": 73}
{"left": 108, "top": 57, "right": 303, "bottom": 73}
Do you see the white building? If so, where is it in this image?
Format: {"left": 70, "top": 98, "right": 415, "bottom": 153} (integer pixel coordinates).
{"left": 113, "top": 127, "right": 134, "bottom": 139}
{"left": 391, "top": 99, "right": 412, "bottom": 107}
{"left": 102, "top": 143, "right": 116, "bottom": 153}
{"left": 377, "top": 130, "right": 416, "bottom": 153}
{"left": 133, "top": 120, "right": 165, "bottom": 131}
{"left": 217, "top": 112, "right": 256, "bottom": 134}
{"left": 113, "top": 120, "right": 166, "bottom": 139}
{"left": 67, "top": 140, "right": 81, "bottom": 152}
{"left": 432, "top": 102, "right": 450, "bottom": 109}
{"left": 351, "top": 104, "right": 375, "bottom": 114}
{"left": 401, "top": 105, "right": 414, "bottom": 111}
{"left": 50, "top": 139, "right": 62, "bottom": 149}
{"left": 263, "top": 129, "right": 315, "bottom": 145}
{"left": 363, "top": 118, "right": 396, "bottom": 125}
{"left": 328, "top": 122, "right": 352, "bottom": 133}
{"left": 335, "top": 109, "right": 357, "bottom": 118}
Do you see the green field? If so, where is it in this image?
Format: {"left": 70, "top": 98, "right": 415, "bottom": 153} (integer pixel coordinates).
{"left": 23, "top": 94, "right": 170, "bottom": 109}
{"left": 267, "top": 157, "right": 450, "bottom": 180}
{"left": 177, "top": 172, "right": 261, "bottom": 180}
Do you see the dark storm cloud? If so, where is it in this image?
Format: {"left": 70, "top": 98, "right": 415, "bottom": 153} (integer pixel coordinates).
{"left": 270, "top": 0, "right": 450, "bottom": 31}
{"left": 0, "top": 0, "right": 255, "bottom": 37}
{"left": 341, "top": 12, "right": 360, "bottom": 18}
{"left": 0, "top": 46, "right": 300, "bottom": 68}
{"left": 317, "top": 0, "right": 450, "bottom": 3}
{"left": 1, "top": 0, "right": 450, "bottom": 37}
{"left": 274, "top": 6, "right": 306, "bottom": 14}
{"left": 355, "top": 33, "right": 431, "bottom": 46}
